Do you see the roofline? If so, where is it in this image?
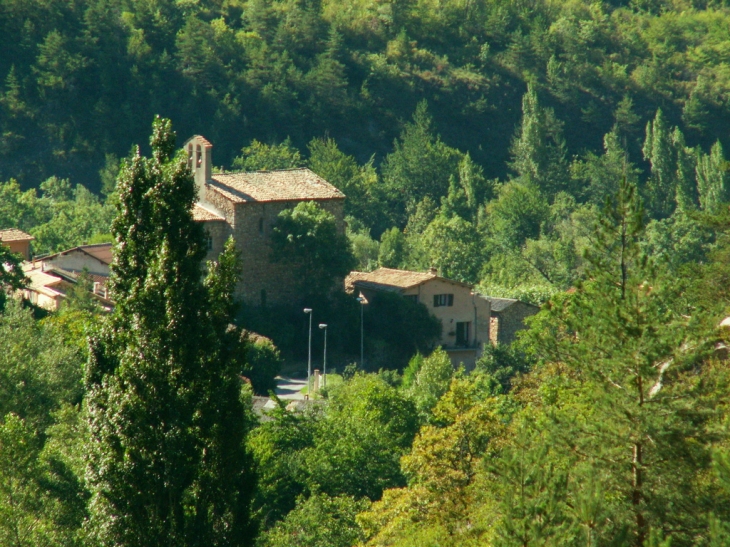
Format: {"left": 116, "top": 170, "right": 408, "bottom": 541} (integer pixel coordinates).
{"left": 350, "top": 269, "right": 474, "bottom": 292}
{"left": 37, "top": 245, "right": 112, "bottom": 265}
{"left": 207, "top": 183, "right": 345, "bottom": 204}
{"left": 183, "top": 135, "right": 212, "bottom": 148}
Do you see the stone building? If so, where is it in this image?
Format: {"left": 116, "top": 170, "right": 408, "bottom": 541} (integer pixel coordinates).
{"left": 0, "top": 228, "right": 34, "bottom": 260}
{"left": 185, "top": 135, "right": 346, "bottom": 306}
{"left": 346, "top": 267, "right": 491, "bottom": 368}
{"left": 487, "top": 297, "right": 539, "bottom": 346}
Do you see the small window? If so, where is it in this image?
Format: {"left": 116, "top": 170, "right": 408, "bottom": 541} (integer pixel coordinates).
{"left": 259, "top": 218, "right": 264, "bottom": 234}
{"left": 207, "top": 236, "right": 213, "bottom": 250}
{"left": 433, "top": 294, "right": 454, "bottom": 307}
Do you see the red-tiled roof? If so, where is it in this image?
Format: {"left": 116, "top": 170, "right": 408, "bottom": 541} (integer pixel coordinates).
{"left": 210, "top": 168, "right": 345, "bottom": 203}
{"left": 0, "top": 228, "right": 34, "bottom": 242}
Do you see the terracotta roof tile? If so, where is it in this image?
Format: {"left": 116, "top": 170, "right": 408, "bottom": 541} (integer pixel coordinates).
{"left": 210, "top": 168, "right": 345, "bottom": 203}
{"left": 193, "top": 203, "right": 225, "bottom": 222}
{"left": 345, "top": 268, "right": 438, "bottom": 293}
{"left": 0, "top": 228, "right": 34, "bottom": 242}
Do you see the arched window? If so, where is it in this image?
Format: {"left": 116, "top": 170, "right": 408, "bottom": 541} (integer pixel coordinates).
{"left": 196, "top": 145, "right": 202, "bottom": 168}
{"left": 187, "top": 144, "right": 193, "bottom": 169}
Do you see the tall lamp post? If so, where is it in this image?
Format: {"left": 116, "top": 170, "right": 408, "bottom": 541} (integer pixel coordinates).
{"left": 319, "top": 323, "right": 328, "bottom": 389}
{"left": 304, "top": 308, "right": 313, "bottom": 395}
{"left": 356, "top": 293, "right": 366, "bottom": 368}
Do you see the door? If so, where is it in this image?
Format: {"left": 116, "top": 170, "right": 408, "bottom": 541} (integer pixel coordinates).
{"left": 456, "top": 322, "right": 470, "bottom": 347}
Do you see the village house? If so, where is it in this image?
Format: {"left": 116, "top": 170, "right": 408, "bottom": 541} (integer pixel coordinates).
{"left": 185, "top": 135, "right": 346, "bottom": 306}
{"left": 345, "top": 267, "right": 491, "bottom": 368}
{"left": 22, "top": 243, "right": 113, "bottom": 311}
{"left": 487, "top": 297, "right": 539, "bottom": 346}
{"left": 0, "top": 228, "right": 34, "bottom": 260}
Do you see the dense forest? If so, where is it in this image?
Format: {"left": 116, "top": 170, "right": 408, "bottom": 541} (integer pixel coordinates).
{"left": 4, "top": 0, "right": 730, "bottom": 546}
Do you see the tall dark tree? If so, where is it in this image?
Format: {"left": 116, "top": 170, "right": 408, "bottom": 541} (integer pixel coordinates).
{"left": 84, "top": 118, "right": 252, "bottom": 547}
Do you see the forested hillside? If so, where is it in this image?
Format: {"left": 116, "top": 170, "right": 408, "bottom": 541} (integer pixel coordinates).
{"left": 3, "top": 0, "right": 730, "bottom": 190}
{"left": 4, "top": 2, "right": 730, "bottom": 547}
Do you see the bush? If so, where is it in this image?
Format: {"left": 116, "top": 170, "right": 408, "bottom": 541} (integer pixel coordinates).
{"left": 243, "top": 332, "right": 283, "bottom": 395}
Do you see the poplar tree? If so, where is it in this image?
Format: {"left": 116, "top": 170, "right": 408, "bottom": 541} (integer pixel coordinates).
{"left": 696, "top": 141, "right": 730, "bottom": 214}
{"left": 509, "top": 84, "right": 568, "bottom": 198}
{"left": 84, "top": 118, "right": 251, "bottom": 547}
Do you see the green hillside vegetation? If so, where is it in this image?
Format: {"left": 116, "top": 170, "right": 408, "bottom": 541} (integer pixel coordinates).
{"left": 3, "top": 0, "right": 730, "bottom": 545}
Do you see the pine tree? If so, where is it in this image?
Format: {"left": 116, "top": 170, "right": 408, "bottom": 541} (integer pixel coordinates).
{"left": 523, "top": 177, "right": 726, "bottom": 546}
{"left": 84, "top": 118, "right": 252, "bottom": 547}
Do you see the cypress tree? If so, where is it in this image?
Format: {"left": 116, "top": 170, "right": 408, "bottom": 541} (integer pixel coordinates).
{"left": 84, "top": 118, "right": 251, "bottom": 547}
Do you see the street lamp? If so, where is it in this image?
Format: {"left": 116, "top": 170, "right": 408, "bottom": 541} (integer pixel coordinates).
{"left": 319, "top": 323, "right": 328, "bottom": 389}
{"left": 304, "top": 308, "right": 312, "bottom": 395}
{"left": 356, "top": 293, "right": 366, "bottom": 368}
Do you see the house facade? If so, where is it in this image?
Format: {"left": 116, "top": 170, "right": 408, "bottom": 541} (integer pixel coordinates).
{"left": 0, "top": 229, "right": 34, "bottom": 260}
{"left": 346, "top": 267, "right": 491, "bottom": 368}
{"left": 22, "top": 243, "right": 113, "bottom": 311}
{"left": 186, "top": 135, "right": 346, "bottom": 306}
{"left": 487, "top": 297, "right": 539, "bottom": 345}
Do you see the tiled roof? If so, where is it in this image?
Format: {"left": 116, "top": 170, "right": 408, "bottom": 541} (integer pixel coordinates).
{"left": 0, "top": 228, "right": 34, "bottom": 242}
{"left": 41, "top": 243, "right": 113, "bottom": 265}
{"left": 488, "top": 297, "right": 518, "bottom": 312}
{"left": 193, "top": 203, "right": 225, "bottom": 222}
{"left": 488, "top": 297, "right": 538, "bottom": 312}
{"left": 78, "top": 243, "right": 113, "bottom": 264}
{"left": 209, "top": 168, "right": 345, "bottom": 203}
{"left": 346, "top": 268, "right": 438, "bottom": 293}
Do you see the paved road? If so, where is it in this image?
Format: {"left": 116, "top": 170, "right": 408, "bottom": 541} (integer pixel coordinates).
{"left": 274, "top": 376, "right": 307, "bottom": 401}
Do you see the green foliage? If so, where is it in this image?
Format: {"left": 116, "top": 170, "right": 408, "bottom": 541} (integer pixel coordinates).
{"left": 0, "top": 414, "right": 62, "bottom": 547}
{"left": 405, "top": 348, "right": 454, "bottom": 420}
{"left": 0, "top": 300, "right": 83, "bottom": 431}
{"left": 364, "top": 291, "right": 442, "bottom": 370}
{"left": 487, "top": 182, "right": 549, "bottom": 249}
{"left": 260, "top": 492, "right": 366, "bottom": 547}
{"left": 303, "top": 374, "right": 419, "bottom": 500}
{"left": 381, "top": 101, "right": 461, "bottom": 227}
{"left": 244, "top": 333, "right": 284, "bottom": 395}
{"left": 509, "top": 84, "right": 568, "bottom": 198}
{"left": 84, "top": 118, "right": 252, "bottom": 547}
{"left": 232, "top": 138, "right": 303, "bottom": 172}
{"left": 474, "top": 344, "right": 532, "bottom": 395}
{"left": 270, "top": 201, "right": 355, "bottom": 298}
{"left": 378, "top": 227, "right": 407, "bottom": 269}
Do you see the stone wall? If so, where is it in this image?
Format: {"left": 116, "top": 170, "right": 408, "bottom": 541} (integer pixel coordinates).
{"left": 490, "top": 302, "right": 539, "bottom": 345}
{"left": 200, "top": 197, "right": 345, "bottom": 306}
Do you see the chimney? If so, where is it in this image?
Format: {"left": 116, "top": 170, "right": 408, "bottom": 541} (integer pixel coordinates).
{"left": 187, "top": 136, "right": 213, "bottom": 205}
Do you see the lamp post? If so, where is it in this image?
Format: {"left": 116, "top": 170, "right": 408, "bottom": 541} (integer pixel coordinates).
{"left": 304, "top": 308, "right": 312, "bottom": 395}
{"left": 356, "top": 294, "right": 366, "bottom": 368}
{"left": 319, "top": 323, "right": 328, "bottom": 389}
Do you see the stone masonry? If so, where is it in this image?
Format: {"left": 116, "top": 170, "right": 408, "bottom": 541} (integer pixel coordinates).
{"left": 186, "top": 135, "right": 346, "bottom": 306}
